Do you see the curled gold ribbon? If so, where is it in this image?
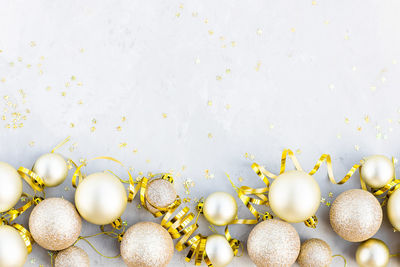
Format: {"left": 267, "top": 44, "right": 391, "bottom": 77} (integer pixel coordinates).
{"left": 17, "top": 167, "right": 45, "bottom": 192}
{"left": 13, "top": 223, "right": 34, "bottom": 253}
{"left": 4, "top": 195, "right": 43, "bottom": 222}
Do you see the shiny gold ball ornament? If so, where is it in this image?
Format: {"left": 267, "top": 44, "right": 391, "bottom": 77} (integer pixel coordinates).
{"left": 356, "top": 239, "right": 390, "bottom": 267}
{"left": 0, "top": 225, "right": 28, "bottom": 267}
{"left": 146, "top": 178, "right": 176, "bottom": 209}
{"left": 361, "top": 155, "right": 394, "bottom": 189}
{"left": 32, "top": 153, "right": 68, "bottom": 187}
{"left": 75, "top": 172, "right": 127, "bottom": 225}
{"left": 55, "top": 246, "right": 90, "bottom": 267}
{"left": 330, "top": 189, "right": 382, "bottom": 242}
{"left": 247, "top": 219, "right": 300, "bottom": 267}
{"left": 29, "top": 198, "right": 82, "bottom": 251}
{"left": 297, "top": 238, "right": 332, "bottom": 267}
{"left": 0, "top": 162, "right": 22, "bottom": 212}
{"left": 120, "top": 222, "right": 174, "bottom": 267}
{"left": 205, "top": 234, "right": 234, "bottom": 267}
{"left": 387, "top": 188, "right": 400, "bottom": 231}
{"left": 203, "top": 192, "right": 238, "bottom": 226}
{"left": 268, "top": 170, "right": 321, "bottom": 223}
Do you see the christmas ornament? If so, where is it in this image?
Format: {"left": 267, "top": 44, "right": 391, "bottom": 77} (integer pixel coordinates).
{"left": 247, "top": 219, "right": 300, "bottom": 267}
{"left": 32, "top": 153, "right": 68, "bottom": 187}
{"left": 75, "top": 172, "right": 127, "bottom": 225}
{"left": 387, "top": 187, "right": 400, "bottom": 231}
{"left": 29, "top": 198, "right": 82, "bottom": 250}
{"left": 0, "top": 225, "right": 28, "bottom": 267}
{"left": 361, "top": 155, "right": 394, "bottom": 189}
{"left": 205, "top": 234, "right": 234, "bottom": 267}
{"left": 54, "top": 246, "right": 90, "bottom": 267}
{"left": 297, "top": 238, "right": 332, "bottom": 267}
{"left": 0, "top": 162, "right": 22, "bottom": 212}
{"left": 120, "top": 222, "right": 174, "bottom": 267}
{"left": 203, "top": 192, "right": 237, "bottom": 226}
{"left": 145, "top": 178, "right": 177, "bottom": 211}
{"left": 356, "top": 238, "right": 390, "bottom": 267}
{"left": 330, "top": 189, "right": 382, "bottom": 242}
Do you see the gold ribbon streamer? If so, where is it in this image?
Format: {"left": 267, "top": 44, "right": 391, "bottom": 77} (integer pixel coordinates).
{"left": 13, "top": 223, "right": 34, "bottom": 253}
{"left": 4, "top": 195, "right": 43, "bottom": 222}
{"left": 17, "top": 167, "right": 45, "bottom": 192}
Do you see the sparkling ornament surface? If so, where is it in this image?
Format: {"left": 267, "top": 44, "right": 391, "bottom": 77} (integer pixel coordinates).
{"left": 203, "top": 192, "right": 238, "bottom": 226}
{"left": 120, "top": 222, "right": 174, "bottom": 267}
{"left": 297, "top": 238, "right": 332, "bottom": 267}
{"left": 361, "top": 155, "right": 394, "bottom": 189}
{"left": 387, "top": 188, "right": 400, "bottom": 231}
{"left": 55, "top": 246, "right": 89, "bottom": 267}
{"left": 356, "top": 238, "right": 389, "bottom": 267}
{"left": 146, "top": 178, "right": 176, "bottom": 208}
{"left": 75, "top": 172, "right": 127, "bottom": 225}
{"left": 247, "top": 219, "right": 300, "bottom": 267}
{"left": 330, "top": 189, "right": 382, "bottom": 242}
{"left": 0, "top": 162, "right": 22, "bottom": 212}
{"left": 205, "top": 234, "right": 234, "bottom": 267}
{"left": 29, "top": 198, "right": 82, "bottom": 251}
{"left": 268, "top": 170, "right": 321, "bottom": 223}
{"left": 32, "top": 153, "right": 68, "bottom": 187}
{"left": 0, "top": 225, "right": 28, "bottom": 267}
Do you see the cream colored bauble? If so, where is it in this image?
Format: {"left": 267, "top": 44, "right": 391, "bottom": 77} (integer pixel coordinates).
{"left": 55, "top": 246, "right": 90, "bottom": 267}
{"left": 268, "top": 170, "right": 321, "bottom": 223}
{"left": 203, "top": 192, "right": 238, "bottom": 226}
{"left": 387, "top": 188, "right": 400, "bottom": 231}
{"left": 205, "top": 234, "right": 234, "bottom": 267}
{"left": 361, "top": 155, "right": 394, "bottom": 189}
{"left": 297, "top": 238, "right": 332, "bottom": 267}
{"left": 120, "top": 222, "right": 174, "bottom": 267}
{"left": 356, "top": 239, "right": 390, "bottom": 267}
{"left": 0, "top": 225, "right": 28, "bottom": 267}
{"left": 0, "top": 162, "right": 22, "bottom": 212}
{"left": 32, "top": 153, "right": 68, "bottom": 187}
{"left": 247, "top": 219, "right": 300, "bottom": 267}
{"left": 29, "top": 198, "right": 82, "bottom": 251}
{"left": 330, "top": 189, "right": 382, "bottom": 242}
{"left": 75, "top": 172, "right": 127, "bottom": 225}
{"left": 146, "top": 178, "right": 176, "bottom": 209}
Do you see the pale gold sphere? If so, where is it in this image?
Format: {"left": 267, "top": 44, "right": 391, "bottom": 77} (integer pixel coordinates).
{"left": 330, "top": 189, "right": 382, "bottom": 242}
{"left": 268, "top": 170, "right": 321, "bottom": 223}
{"left": 0, "top": 162, "right": 22, "bottom": 212}
{"left": 203, "top": 192, "right": 238, "bottom": 226}
{"left": 387, "top": 188, "right": 400, "bottom": 231}
{"left": 32, "top": 153, "right": 68, "bottom": 187}
{"left": 75, "top": 172, "right": 127, "bottom": 225}
{"left": 356, "top": 239, "right": 390, "bottom": 267}
{"left": 247, "top": 219, "right": 300, "bottom": 267}
{"left": 205, "top": 234, "right": 234, "bottom": 267}
{"left": 120, "top": 222, "right": 174, "bottom": 267}
{"left": 146, "top": 178, "right": 176, "bottom": 209}
{"left": 29, "top": 198, "right": 82, "bottom": 251}
{"left": 0, "top": 225, "right": 28, "bottom": 267}
{"left": 361, "top": 155, "right": 394, "bottom": 189}
{"left": 55, "top": 246, "right": 90, "bottom": 267}
{"left": 297, "top": 238, "right": 332, "bottom": 267}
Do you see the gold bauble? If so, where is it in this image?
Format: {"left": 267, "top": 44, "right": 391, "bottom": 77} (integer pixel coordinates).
{"left": 268, "top": 170, "right": 321, "bottom": 223}
{"left": 361, "top": 155, "right": 394, "bottom": 189}
{"left": 356, "top": 239, "right": 390, "bottom": 267}
{"left": 329, "top": 189, "right": 382, "bottom": 242}
{"left": 75, "top": 172, "right": 127, "bottom": 225}
{"left": 120, "top": 222, "right": 174, "bottom": 267}
{"left": 203, "top": 192, "right": 237, "bottom": 226}
{"left": 387, "top": 188, "right": 400, "bottom": 231}
{"left": 247, "top": 219, "right": 300, "bottom": 267}
{"left": 146, "top": 178, "right": 176, "bottom": 209}
{"left": 297, "top": 238, "right": 332, "bottom": 267}
{"left": 32, "top": 153, "right": 68, "bottom": 187}
{"left": 29, "top": 198, "right": 82, "bottom": 251}
{"left": 0, "top": 225, "right": 28, "bottom": 267}
{"left": 205, "top": 234, "right": 234, "bottom": 267}
{"left": 55, "top": 246, "right": 90, "bottom": 267}
{"left": 0, "top": 162, "right": 22, "bottom": 212}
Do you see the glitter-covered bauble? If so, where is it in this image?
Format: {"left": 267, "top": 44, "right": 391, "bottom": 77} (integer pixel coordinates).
{"left": 32, "top": 153, "right": 68, "bottom": 187}
{"left": 203, "top": 192, "right": 238, "bottom": 226}
{"left": 0, "top": 225, "right": 28, "bottom": 267}
{"left": 29, "top": 198, "right": 82, "bottom": 251}
{"left": 356, "top": 239, "right": 390, "bottom": 267}
{"left": 361, "top": 155, "right": 394, "bottom": 189}
{"left": 387, "top": 188, "right": 400, "bottom": 231}
{"left": 55, "top": 246, "right": 90, "bottom": 267}
{"left": 75, "top": 172, "right": 127, "bottom": 225}
{"left": 297, "top": 238, "right": 332, "bottom": 267}
{"left": 330, "top": 189, "right": 382, "bottom": 242}
{"left": 146, "top": 178, "right": 176, "bottom": 210}
{"left": 268, "top": 170, "right": 321, "bottom": 223}
{"left": 205, "top": 234, "right": 234, "bottom": 267}
{"left": 247, "top": 219, "right": 300, "bottom": 267}
{"left": 120, "top": 222, "right": 174, "bottom": 267}
{"left": 0, "top": 162, "right": 22, "bottom": 212}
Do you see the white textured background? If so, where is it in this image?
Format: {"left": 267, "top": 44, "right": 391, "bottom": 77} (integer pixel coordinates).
{"left": 1, "top": 0, "right": 400, "bottom": 266}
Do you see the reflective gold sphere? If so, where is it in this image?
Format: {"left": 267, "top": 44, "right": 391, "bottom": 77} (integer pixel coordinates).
{"left": 0, "top": 162, "right": 22, "bottom": 212}
{"left": 356, "top": 239, "right": 390, "bottom": 267}
{"left": 203, "top": 192, "right": 238, "bottom": 226}
{"left": 205, "top": 234, "right": 234, "bottom": 267}
{"left": 361, "top": 155, "right": 394, "bottom": 189}
{"left": 33, "top": 153, "right": 68, "bottom": 187}
{"left": 0, "top": 225, "right": 28, "bottom": 267}
{"left": 387, "top": 188, "right": 400, "bottom": 231}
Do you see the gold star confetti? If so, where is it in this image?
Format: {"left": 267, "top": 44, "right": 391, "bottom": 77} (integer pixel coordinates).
{"left": 61, "top": 92, "right": 67, "bottom": 96}
{"left": 208, "top": 133, "right": 213, "bottom": 138}
{"left": 296, "top": 149, "right": 302, "bottom": 155}
{"left": 291, "top": 27, "right": 296, "bottom": 33}
{"left": 357, "top": 126, "right": 362, "bottom": 131}
{"left": 71, "top": 75, "right": 76, "bottom": 81}
{"left": 183, "top": 179, "right": 195, "bottom": 194}
{"left": 146, "top": 159, "right": 151, "bottom": 163}
{"left": 133, "top": 148, "right": 138, "bottom": 153}
{"left": 90, "top": 126, "right": 96, "bottom": 132}
{"left": 370, "top": 86, "right": 377, "bottom": 91}
{"left": 321, "top": 197, "right": 325, "bottom": 203}
{"left": 162, "top": 113, "right": 167, "bottom": 118}
{"left": 204, "top": 18, "right": 208, "bottom": 24}
{"left": 116, "top": 126, "right": 122, "bottom": 131}
{"left": 92, "top": 118, "right": 97, "bottom": 124}
{"left": 176, "top": 13, "right": 181, "bottom": 18}
{"left": 352, "top": 66, "right": 357, "bottom": 71}
{"left": 312, "top": 1, "right": 317, "bottom": 5}
{"left": 354, "top": 144, "right": 360, "bottom": 151}
{"left": 345, "top": 118, "right": 350, "bottom": 124}
{"left": 329, "top": 84, "right": 335, "bottom": 90}
{"left": 80, "top": 48, "right": 85, "bottom": 53}
{"left": 255, "top": 61, "right": 262, "bottom": 71}
{"left": 225, "top": 104, "right": 231, "bottom": 110}
{"left": 121, "top": 116, "right": 126, "bottom": 122}
{"left": 337, "top": 133, "right": 342, "bottom": 139}
{"left": 192, "top": 12, "right": 198, "bottom": 17}
{"left": 64, "top": 186, "right": 70, "bottom": 192}
{"left": 70, "top": 123, "right": 75, "bottom": 128}
{"left": 328, "top": 192, "right": 333, "bottom": 198}
{"left": 1, "top": 78, "right": 5, "bottom": 83}
{"left": 30, "top": 41, "right": 36, "bottom": 47}
{"left": 78, "top": 100, "right": 83, "bottom": 105}
{"left": 119, "top": 142, "right": 127, "bottom": 148}
{"left": 179, "top": 3, "right": 184, "bottom": 9}
{"left": 344, "top": 34, "right": 350, "bottom": 40}
{"left": 326, "top": 202, "right": 331, "bottom": 207}
{"left": 364, "top": 115, "right": 370, "bottom": 123}
{"left": 238, "top": 177, "right": 243, "bottom": 182}
{"left": 216, "top": 75, "right": 222, "bottom": 80}
{"left": 208, "top": 30, "right": 214, "bottom": 35}
{"left": 207, "top": 100, "right": 212, "bottom": 106}
{"left": 269, "top": 123, "right": 275, "bottom": 129}
{"left": 381, "top": 76, "right": 386, "bottom": 83}
{"left": 29, "top": 141, "right": 35, "bottom": 147}
{"left": 195, "top": 57, "right": 200, "bottom": 64}
{"left": 225, "top": 68, "right": 231, "bottom": 74}
{"left": 46, "top": 86, "right": 51, "bottom": 91}
{"left": 256, "top": 29, "right": 263, "bottom": 35}
{"left": 231, "top": 41, "right": 236, "bottom": 47}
